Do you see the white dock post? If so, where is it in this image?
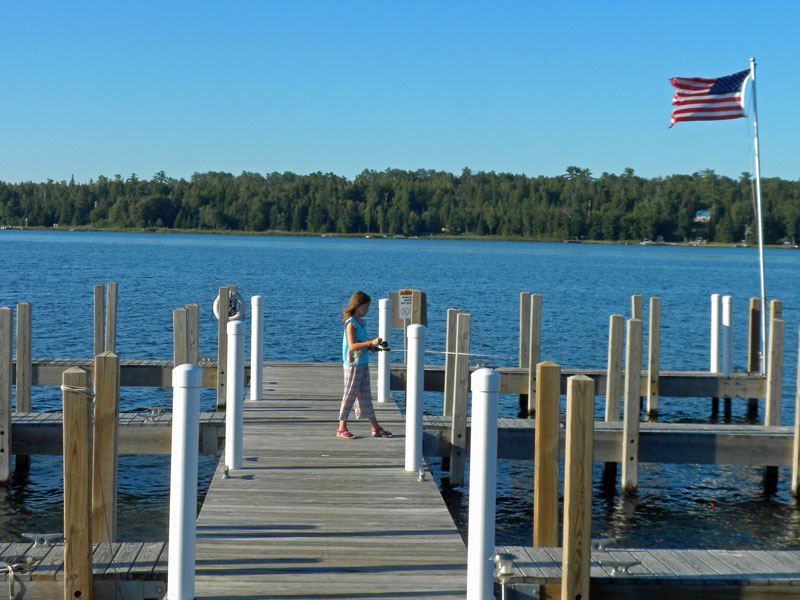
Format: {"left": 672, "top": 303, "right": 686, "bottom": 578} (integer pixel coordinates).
{"left": 722, "top": 295, "right": 733, "bottom": 376}
{"left": 405, "top": 324, "right": 425, "bottom": 472}
{"left": 710, "top": 293, "right": 720, "bottom": 373}
{"left": 466, "top": 368, "right": 500, "bottom": 600}
{"left": 378, "top": 298, "right": 391, "bottom": 403}
{"left": 250, "top": 295, "right": 263, "bottom": 401}
{"left": 167, "top": 364, "right": 201, "bottom": 600}
{"left": 226, "top": 320, "right": 245, "bottom": 470}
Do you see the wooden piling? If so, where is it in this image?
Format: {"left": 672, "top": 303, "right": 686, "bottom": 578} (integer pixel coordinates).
{"left": 622, "top": 318, "right": 643, "bottom": 492}
{"left": 0, "top": 307, "right": 12, "bottom": 484}
{"left": 15, "top": 302, "right": 32, "bottom": 413}
{"left": 647, "top": 297, "right": 661, "bottom": 418}
{"left": 104, "top": 282, "right": 117, "bottom": 353}
{"left": 603, "top": 314, "right": 624, "bottom": 485}
{"left": 561, "top": 375, "right": 594, "bottom": 600}
{"left": 92, "top": 352, "right": 119, "bottom": 543}
{"left": 631, "top": 294, "right": 642, "bottom": 320}
{"left": 765, "top": 318, "right": 784, "bottom": 427}
{"left": 443, "top": 308, "right": 460, "bottom": 418}
{"left": 449, "top": 312, "right": 470, "bottom": 486}
{"left": 764, "top": 316, "right": 784, "bottom": 490}
{"left": 93, "top": 283, "right": 104, "bottom": 357}
{"left": 216, "top": 285, "right": 234, "bottom": 410}
{"left": 747, "top": 298, "right": 761, "bottom": 419}
{"left": 518, "top": 292, "right": 531, "bottom": 417}
{"left": 173, "top": 307, "right": 189, "bottom": 366}
{"left": 63, "top": 367, "right": 92, "bottom": 600}
{"left": 186, "top": 302, "right": 200, "bottom": 365}
{"left": 792, "top": 327, "right": 800, "bottom": 497}
{"left": 526, "top": 294, "right": 542, "bottom": 417}
{"left": 533, "top": 360, "right": 560, "bottom": 547}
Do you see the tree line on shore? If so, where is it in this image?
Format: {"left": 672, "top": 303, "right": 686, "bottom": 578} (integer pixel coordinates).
{"left": 0, "top": 166, "right": 798, "bottom": 243}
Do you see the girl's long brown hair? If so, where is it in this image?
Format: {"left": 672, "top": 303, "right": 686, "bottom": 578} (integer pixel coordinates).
{"left": 342, "top": 291, "right": 371, "bottom": 322}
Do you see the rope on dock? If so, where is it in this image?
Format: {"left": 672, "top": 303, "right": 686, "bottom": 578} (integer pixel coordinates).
{"left": 59, "top": 384, "right": 94, "bottom": 398}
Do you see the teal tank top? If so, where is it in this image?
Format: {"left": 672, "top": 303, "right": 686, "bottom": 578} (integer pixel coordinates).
{"left": 342, "top": 317, "right": 369, "bottom": 366}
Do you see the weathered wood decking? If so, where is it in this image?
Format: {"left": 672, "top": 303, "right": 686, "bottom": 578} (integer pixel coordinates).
{"left": 495, "top": 545, "right": 800, "bottom": 599}
{"left": 192, "top": 362, "right": 468, "bottom": 599}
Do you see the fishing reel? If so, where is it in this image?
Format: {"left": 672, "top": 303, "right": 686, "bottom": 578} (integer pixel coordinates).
{"left": 369, "top": 340, "right": 391, "bottom": 352}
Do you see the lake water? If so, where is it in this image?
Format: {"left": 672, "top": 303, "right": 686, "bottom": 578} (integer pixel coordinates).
{"left": 1, "top": 229, "right": 799, "bottom": 549}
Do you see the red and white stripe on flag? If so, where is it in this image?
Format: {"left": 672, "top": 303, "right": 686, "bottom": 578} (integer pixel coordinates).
{"left": 669, "top": 69, "right": 750, "bottom": 127}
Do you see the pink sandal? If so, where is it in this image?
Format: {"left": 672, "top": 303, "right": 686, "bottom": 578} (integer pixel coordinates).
{"left": 336, "top": 429, "right": 356, "bottom": 439}
{"left": 372, "top": 427, "right": 393, "bottom": 438}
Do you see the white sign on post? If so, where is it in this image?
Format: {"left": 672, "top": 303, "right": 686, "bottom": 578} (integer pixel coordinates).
{"left": 398, "top": 290, "right": 413, "bottom": 320}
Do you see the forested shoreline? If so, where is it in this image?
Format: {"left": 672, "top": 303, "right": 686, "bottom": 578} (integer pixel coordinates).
{"left": 1, "top": 167, "right": 798, "bottom": 244}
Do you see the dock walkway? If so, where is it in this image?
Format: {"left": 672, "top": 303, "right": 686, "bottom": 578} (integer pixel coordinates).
{"left": 193, "top": 362, "right": 468, "bottom": 599}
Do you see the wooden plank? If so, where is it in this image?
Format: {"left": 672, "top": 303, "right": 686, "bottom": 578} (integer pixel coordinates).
{"left": 442, "top": 308, "right": 459, "bottom": 418}
{"left": 186, "top": 302, "right": 200, "bottom": 365}
{"left": 526, "top": 293, "right": 542, "bottom": 416}
{"left": 173, "top": 307, "right": 189, "bottom": 366}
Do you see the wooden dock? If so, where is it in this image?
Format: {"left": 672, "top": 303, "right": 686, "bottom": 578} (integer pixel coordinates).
{"left": 494, "top": 545, "right": 800, "bottom": 599}
{"left": 192, "top": 362, "right": 468, "bottom": 599}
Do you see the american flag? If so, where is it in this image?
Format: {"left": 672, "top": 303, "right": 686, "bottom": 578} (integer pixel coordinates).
{"left": 669, "top": 69, "right": 750, "bottom": 127}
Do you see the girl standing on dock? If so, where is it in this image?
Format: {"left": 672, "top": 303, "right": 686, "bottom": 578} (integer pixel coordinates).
{"left": 338, "top": 291, "right": 393, "bottom": 439}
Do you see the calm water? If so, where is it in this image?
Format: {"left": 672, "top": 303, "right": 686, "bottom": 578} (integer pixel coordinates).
{"left": 1, "top": 229, "right": 799, "bottom": 548}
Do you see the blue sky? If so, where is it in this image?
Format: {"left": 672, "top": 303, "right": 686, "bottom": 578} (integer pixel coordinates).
{"left": 2, "top": 1, "right": 798, "bottom": 184}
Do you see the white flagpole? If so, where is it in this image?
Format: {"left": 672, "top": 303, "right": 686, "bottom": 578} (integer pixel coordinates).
{"left": 749, "top": 57, "right": 767, "bottom": 375}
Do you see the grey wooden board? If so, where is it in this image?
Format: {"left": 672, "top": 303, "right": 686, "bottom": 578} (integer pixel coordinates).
{"left": 194, "top": 363, "right": 467, "bottom": 599}
{"left": 11, "top": 411, "right": 223, "bottom": 455}
{"left": 0, "top": 542, "right": 164, "bottom": 582}
{"left": 501, "top": 545, "right": 800, "bottom": 586}
{"left": 424, "top": 416, "right": 797, "bottom": 465}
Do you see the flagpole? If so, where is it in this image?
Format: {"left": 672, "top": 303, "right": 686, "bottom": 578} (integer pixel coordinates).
{"left": 749, "top": 57, "right": 767, "bottom": 376}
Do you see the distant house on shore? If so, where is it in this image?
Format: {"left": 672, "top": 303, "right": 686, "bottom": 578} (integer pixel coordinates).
{"left": 694, "top": 210, "right": 711, "bottom": 223}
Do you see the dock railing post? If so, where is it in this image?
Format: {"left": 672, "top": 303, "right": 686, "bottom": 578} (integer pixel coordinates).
{"left": 765, "top": 307, "right": 784, "bottom": 491}
{"left": 622, "top": 318, "right": 642, "bottom": 492}
{"left": 216, "top": 285, "right": 233, "bottom": 410}
{"left": 94, "top": 284, "right": 104, "bottom": 357}
{"left": 747, "top": 298, "right": 761, "bottom": 420}
{"left": 646, "top": 297, "right": 661, "bottom": 418}
{"left": 405, "top": 324, "right": 425, "bottom": 472}
{"left": 0, "top": 307, "right": 11, "bottom": 484}
{"left": 711, "top": 293, "right": 721, "bottom": 417}
{"left": 791, "top": 327, "right": 800, "bottom": 497}
{"left": 518, "top": 292, "right": 531, "bottom": 417}
{"left": 722, "top": 295, "right": 733, "bottom": 419}
{"left": 104, "top": 281, "right": 117, "bottom": 353}
{"left": 92, "top": 351, "right": 119, "bottom": 543}
{"left": 526, "top": 294, "right": 542, "bottom": 417}
{"left": 251, "top": 295, "right": 263, "bottom": 401}
{"left": 62, "top": 367, "right": 92, "bottom": 600}
{"left": 377, "top": 298, "right": 390, "bottom": 404}
{"left": 466, "top": 368, "right": 500, "bottom": 600}
{"left": 167, "top": 364, "right": 201, "bottom": 600}
{"left": 449, "top": 313, "right": 470, "bottom": 486}
{"left": 173, "top": 308, "right": 189, "bottom": 366}
{"left": 15, "top": 302, "right": 31, "bottom": 413}
{"left": 533, "top": 361, "right": 560, "bottom": 547}
{"left": 561, "top": 375, "right": 595, "bottom": 600}
{"left": 186, "top": 303, "right": 200, "bottom": 365}
{"left": 603, "top": 314, "right": 623, "bottom": 485}
{"left": 225, "top": 320, "right": 245, "bottom": 471}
